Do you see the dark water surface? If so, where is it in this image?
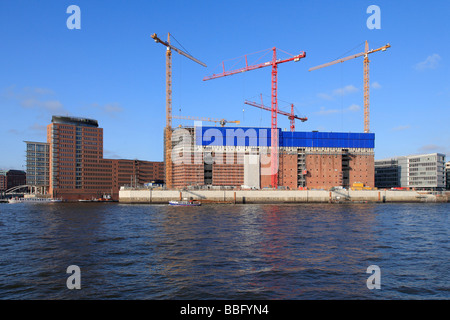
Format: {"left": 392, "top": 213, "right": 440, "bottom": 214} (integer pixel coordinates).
{"left": 0, "top": 202, "right": 448, "bottom": 299}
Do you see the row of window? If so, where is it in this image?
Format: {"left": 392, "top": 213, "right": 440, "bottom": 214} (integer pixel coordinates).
{"left": 27, "top": 145, "right": 48, "bottom": 152}
{"left": 409, "top": 176, "right": 437, "bottom": 181}
{"left": 410, "top": 162, "right": 438, "bottom": 167}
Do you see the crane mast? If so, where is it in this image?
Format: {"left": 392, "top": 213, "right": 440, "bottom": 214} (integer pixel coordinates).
{"left": 151, "top": 33, "right": 206, "bottom": 189}
{"left": 204, "top": 48, "right": 306, "bottom": 188}
{"left": 309, "top": 41, "right": 390, "bottom": 133}
{"left": 244, "top": 94, "right": 307, "bottom": 132}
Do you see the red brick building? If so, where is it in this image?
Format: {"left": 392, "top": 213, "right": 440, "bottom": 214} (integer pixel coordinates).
{"left": 168, "top": 126, "right": 375, "bottom": 190}
{"left": 26, "top": 116, "right": 163, "bottom": 200}
{"left": 0, "top": 170, "right": 27, "bottom": 192}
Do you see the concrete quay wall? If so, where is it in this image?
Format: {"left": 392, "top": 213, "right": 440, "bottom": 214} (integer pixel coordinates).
{"left": 119, "top": 189, "right": 447, "bottom": 204}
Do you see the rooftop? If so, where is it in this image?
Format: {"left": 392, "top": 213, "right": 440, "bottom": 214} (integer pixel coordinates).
{"left": 52, "top": 115, "right": 98, "bottom": 127}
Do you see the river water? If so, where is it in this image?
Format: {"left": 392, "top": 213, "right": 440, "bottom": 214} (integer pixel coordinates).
{"left": 0, "top": 202, "right": 448, "bottom": 300}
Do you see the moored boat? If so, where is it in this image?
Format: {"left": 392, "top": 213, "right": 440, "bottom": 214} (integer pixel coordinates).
{"left": 8, "top": 197, "right": 62, "bottom": 203}
{"left": 169, "top": 200, "right": 201, "bottom": 206}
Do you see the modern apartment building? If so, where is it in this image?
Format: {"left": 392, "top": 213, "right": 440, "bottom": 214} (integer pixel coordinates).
{"left": 25, "top": 141, "right": 50, "bottom": 194}
{"left": 375, "top": 153, "right": 446, "bottom": 190}
{"left": 25, "top": 116, "right": 164, "bottom": 200}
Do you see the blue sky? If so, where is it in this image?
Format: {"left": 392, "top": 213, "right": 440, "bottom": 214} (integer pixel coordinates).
{"left": 1, "top": 0, "right": 449, "bottom": 170}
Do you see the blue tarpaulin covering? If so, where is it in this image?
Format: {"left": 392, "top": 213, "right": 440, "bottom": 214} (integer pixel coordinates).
{"left": 195, "top": 127, "right": 375, "bottom": 149}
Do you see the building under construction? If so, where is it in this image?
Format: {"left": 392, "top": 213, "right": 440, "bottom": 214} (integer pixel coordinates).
{"left": 151, "top": 34, "right": 387, "bottom": 191}
{"left": 168, "top": 126, "right": 375, "bottom": 190}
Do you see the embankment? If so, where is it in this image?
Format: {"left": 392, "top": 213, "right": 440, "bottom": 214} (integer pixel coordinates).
{"left": 119, "top": 189, "right": 449, "bottom": 204}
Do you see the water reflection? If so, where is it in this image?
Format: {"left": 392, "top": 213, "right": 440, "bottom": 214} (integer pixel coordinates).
{"left": 0, "top": 202, "right": 448, "bottom": 299}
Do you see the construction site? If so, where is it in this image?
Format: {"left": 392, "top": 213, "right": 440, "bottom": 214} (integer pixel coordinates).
{"left": 120, "top": 33, "right": 403, "bottom": 203}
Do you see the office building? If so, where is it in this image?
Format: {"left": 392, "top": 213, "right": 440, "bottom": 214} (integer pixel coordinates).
{"left": 375, "top": 153, "right": 446, "bottom": 190}
{"left": 445, "top": 161, "right": 450, "bottom": 190}
{"left": 25, "top": 116, "right": 164, "bottom": 200}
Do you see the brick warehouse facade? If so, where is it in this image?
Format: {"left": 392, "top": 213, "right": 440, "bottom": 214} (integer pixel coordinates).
{"left": 168, "top": 126, "right": 375, "bottom": 190}
{"left": 0, "top": 170, "right": 27, "bottom": 191}
{"left": 26, "top": 116, "right": 164, "bottom": 200}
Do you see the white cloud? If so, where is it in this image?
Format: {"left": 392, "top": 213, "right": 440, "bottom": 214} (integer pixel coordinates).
{"left": 103, "top": 103, "right": 123, "bottom": 114}
{"left": 315, "top": 104, "right": 361, "bottom": 116}
{"left": 392, "top": 125, "right": 411, "bottom": 132}
{"left": 25, "top": 87, "right": 55, "bottom": 95}
{"left": 28, "top": 123, "right": 47, "bottom": 132}
{"left": 103, "top": 149, "right": 123, "bottom": 159}
{"left": 22, "top": 99, "right": 64, "bottom": 112}
{"left": 414, "top": 54, "right": 441, "bottom": 70}
{"left": 3, "top": 86, "right": 68, "bottom": 114}
{"left": 7, "top": 128, "right": 22, "bottom": 135}
{"left": 91, "top": 102, "right": 124, "bottom": 117}
{"left": 417, "top": 144, "right": 449, "bottom": 157}
{"left": 372, "top": 81, "right": 381, "bottom": 89}
{"left": 332, "top": 85, "right": 358, "bottom": 96}
{"left": 316, "top": 92, "right": 333, "bottom": 101}
{"left": 316, "top": 107, "right": 340, "bottom": 115}
{"left": 347, "top": 104, "right": 361, "bottom": 111}
{"left": 317, "top": 85, "right": 358, "bottom": 101}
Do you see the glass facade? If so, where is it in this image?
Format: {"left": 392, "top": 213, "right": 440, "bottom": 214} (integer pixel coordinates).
{"left": 375, "top": 153, "right": 446, "bottom": 190}
{"left": 25, "top": 141, "right": 50, "bottom": 191}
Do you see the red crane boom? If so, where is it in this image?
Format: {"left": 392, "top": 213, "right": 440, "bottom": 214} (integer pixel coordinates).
{"left": 203, "top": 48, "right": 306, "bottom": 188}
{"left": 244, "top": 95, "right": 307, "bottom": 132}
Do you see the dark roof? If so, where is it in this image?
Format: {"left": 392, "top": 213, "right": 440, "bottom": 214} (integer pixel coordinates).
{"left": 52, "top": 116, "right": 98, "bottom": 127}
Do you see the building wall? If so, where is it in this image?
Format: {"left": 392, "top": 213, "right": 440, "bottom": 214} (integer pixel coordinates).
{"left": 0, "top": 170, "right": 26, "bottom": 191}
{"left": 349, "top": 153, "right": 375, "bottom": 188}
{"left": 398, "top": 157, "right": 408, "bottom": 187}
{"left": 171, "top": 126, "right": 376, "bottom": 190}
{"left": 407, "top": 153, "right": 446, "bottom": 189}
{"left": 6, "top": 170, "right": 26, "bottom": 189}
{"left": 375, "top": 159, "right": 400, "bottom": 188}
{"left": 375, "top": 153, "right": 446, "bottom": 190}
{"left": 305, "top": 153, "right": 343, "bottom": 190}
{"left": 27, "top": 116, "right": 163, "bottom": 201}
{"left": 172, "top": 152, "right": 204, "bottom": 188}
{"left": 244, "top": 154, "right": 260, "bottom": 189}
{"left": 446, "top": 161, "right": 450, "bottom": 190}
{"left": 212, "top": 152, "right": 244, "bottom": 186}
{"left": 0, "top": 171, "right": 7, "bottom": 191}
{"left": 25, "top": 141, "right": 50, "bottom": 193}
{"left": 50, "top": 158, "right": 164, "bottom": 201}
{"left": 278, "top": 152, "right": 298, "bottom": 189}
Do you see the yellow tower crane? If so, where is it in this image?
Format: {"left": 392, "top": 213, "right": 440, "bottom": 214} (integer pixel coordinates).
{"left": 309, "top": 41, "right": 390, "bottom": 133}
{"left": 151, "top": 33, "right": 207, "bottom": 189}
{"left": 173, "top": 115, "right": 240, "bottom": 127}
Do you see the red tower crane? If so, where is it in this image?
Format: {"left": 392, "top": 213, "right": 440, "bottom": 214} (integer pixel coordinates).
{"left": 244, "top": 94, "right": 307, "bottom": 132}
{"left": 203, "top": 48, "right": 306, "bottom": 188}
